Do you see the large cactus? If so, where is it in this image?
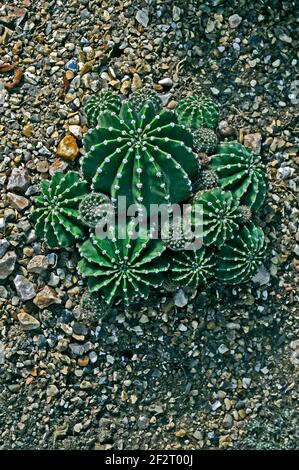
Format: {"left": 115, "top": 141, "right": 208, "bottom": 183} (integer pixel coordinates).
{"left": 84, "top": 91, "right": 121, "bottom": 127}
{"left": 78, "top": 222, "right": 169, "bottom": 305}
{"left": 193, "top": 188, "right": 240, "bottom": 246}
{"left": 81, "top": 102, "right": 199, "bottom": 210}
{"left": 170, "top": 247, "right": 215, "bottom": 290}
{"left": 31, "top": 171, "right": 88, "bottom": 248}
{"left": 128, "top": 88, "right": 162, "bottom": 114}
{"left": 210, "top": 142, "right": 268, "bottom": 212}
{"left": 217, "top": 223, "right": 266, "bottom": 284}
{"left": 175, "top": 95, "right": 219, "bottom": 129}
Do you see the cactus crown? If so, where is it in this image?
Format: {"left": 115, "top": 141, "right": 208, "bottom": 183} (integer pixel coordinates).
{"left": 31, "top": 171, "right": 88, "bottom": 248}
{"left": 175, "top": 95, "right": 220, "bottom": 129}
{"left": 78, "top": 221, "right": 169, "bottom": 306}
{"left": 170, "top": 247, "right": 216, "bottom": 290}
{"left": 211, "top": 142, "right": 268, "bottom": 212}
{"left": 217, "top": 223, "right": 266, "bottom": 284}
{"left": 84, "top": 91, "right": 121, "bottom": 127}
{"left": 81, "top": 101, "right": 199, "bottom": 210}
{"left": 128, "top": 88, "right": 162, "bottom": 114}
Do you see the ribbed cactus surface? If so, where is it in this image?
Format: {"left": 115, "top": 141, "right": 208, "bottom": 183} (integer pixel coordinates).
{"left": 211, "top": 142, "right": 267, "bottom": 211}
{"left": 84, "top": 91, "right": 121, "bottom": 127}
{"left": 175, "top": 95, "right": 219, "bottom": 129}
{"left": 170, "top": 247, "right": 215, "bottom": 290}
{"left": 31, "top": 171, "right": 88, "bottom": 248}
{"left": 81, "top": 102, "right": 199, "bottom": 210}
{"left": 193, "top": 188, "right": 240, "bottom": 246}
{"left": 78, "top": 222, "right": 169, "bottom": 305}
{"left": 217, "top": 223, "right": 266, "bottom": 284}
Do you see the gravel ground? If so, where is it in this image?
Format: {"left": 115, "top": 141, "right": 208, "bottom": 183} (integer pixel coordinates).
{"left": 0, "top": 0, "right": 298, "bottom": 450}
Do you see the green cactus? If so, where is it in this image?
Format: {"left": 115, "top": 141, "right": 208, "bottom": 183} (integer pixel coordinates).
{"left": 81, "top": 101, "right": 199, "bottom": 210}
{"left": 170, "top": 247, "right": 215, "bottom": 290}
{"left": 193, "top": 188, "right": 240, "bottom": 246}
{"left": 128, "top": 88, "right": 162, "bottom": 114}
{"left": 78, "top": 192, "right": 114, "bottom": 228}
{"left": 79, "top": 290, "right": 109, "bottom": 321}
{"left": 175, "top": 95, "right": 219, "bottom": 129}
{"left": 78, "top": 222, "right": 169, "bottom": 306}
{"left": 217, "top": 223, "right": 266, "bottom": 284}
{"left": 84, "top": 91, "right": 121, "bottom": 127}
{"left": 31, "top": 171, "right": 88, "bottom": 248}
{"left": 193, "top": 127, "right": 218, "bottom": 154}
{"left": 210, "top": 142, "right": 268, "bottom": 212}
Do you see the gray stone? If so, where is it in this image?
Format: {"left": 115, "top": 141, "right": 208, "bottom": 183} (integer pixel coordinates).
{"left": 223, "top": 414, "right": 234, "bottom": 429}
{"left": 0, "top": 239, "right": 9, "bottom": 257}
{"left": 136, "top": 9, "right": 149, "bottom": 28}
{"left": 7, "top": 168, "right": 30, "bottom": 193}
{"left": 27, "top": 255, "right": 49, "bottom": 273}
{"left": 174, "top": 289, "right": 188, "bottom": 308}
{"left": 252, "top": 264, "right": 270, "bottom": 285}
{"left": 0, "top": 251, "right": 17, "bottom": 279}
{"left": 14, "top": 274, "right": 36, "bottom": 300}
{"left": 228, "top": 14, "right": 242, "bottom": 28}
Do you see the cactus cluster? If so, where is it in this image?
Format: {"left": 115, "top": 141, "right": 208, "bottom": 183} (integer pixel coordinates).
{"left": 31, "top": 89, "right": 268, "bottom": 309}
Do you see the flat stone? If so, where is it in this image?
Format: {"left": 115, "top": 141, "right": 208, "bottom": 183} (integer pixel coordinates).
{"left": 158, "top": 77, "right": 173, "bottom": 87}
{"left": 0, "top": 239, "right": 9, "bottom": 257}
{"left": 14, "top": 274, "right": 36, "bottom": 300}
{"left": 57, "top": 134, "right": 79, "bottom": 161}
{"left": 223, "top": 414, "right": 234, "bottom": 429}
{"left": 27, "top": 255, "right": 49, "bottom": 274}
{"left": 228, "top": 14, "right": 242, "bottom": 28}
{"left": 136, "top": 9, "right": 149, "bottom": 28}
{"left": 7, "top": 192, "right": 30, "bottom": 211}
{"left": 252, "top": 264, "right": 270, "bottom": 286}
{"left": 49, "top": 158, "right": 68, "bottom": 176}
{"left": 33, "top": 285, "right": 61, "bottom": 309}
{"left": 7, "top": 168, "right": 30, "bottom": 193}
{"left": 18, "top": 311, "right": 40, "bottom": 330}
{"left": 174, "top": 289, "right": 188, "bottom": 308}
{"left": 244, "top": 133, "right": 262, "bottom": 154}
{"left": 0, "top": 251, "right": 17, "bottom": 279}
{"left": 46, "top": 384, "right": 59, "bottom": 397}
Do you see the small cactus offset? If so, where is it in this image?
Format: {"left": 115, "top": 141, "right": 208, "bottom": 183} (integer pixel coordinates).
{"left": 217, "top": 223, "right": 266, "bottom": 284}
{"left": 237, "top": 205, "right": 252, "bottom": 224}
{"left": 84, "top": 91, "right": 121, "bottom": 127}
{"left": 161, "top": 216, "right": 195, "bottom": 251}
{"left": 31, "top": 171, "right": 88, "bottom": 248}
{"left": 193, "top": 169, "right": 219, "bottom": 191}
{"left": 78, "top": 222, "right": 169, "bottom": 306}
{"left": 170, "top": 247, "right": 216, "bottom": 290}
{"left": 193, "top": 188, "right": 240, "bottom": 246}
{"left": 193, "top": 127, "right": 218, "bottom": 154}
{"left": 128, "top": 88, "right": 162, "bottom": 114}
{"left": 79, "top": 290, "right": 109, "bottom": 321}
{"left": 81, "top": 101, "right": 199, "bottom": 210}
{"left": 210, "top": 142, "right": 268, "bottom": 212}
{"left": 78, "top": 192, "right": 114, "bottom": 228}
{"left": 175, "top": 95, "right": 219, "bottom": 129}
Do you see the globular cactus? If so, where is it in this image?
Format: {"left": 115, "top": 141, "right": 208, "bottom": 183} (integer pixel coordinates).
{"left": 193, "top": 188, "right": 240, "bottom": 246}
{"left": 193, "top": 169, "right": 219, "bottom": 191}
{"left": 175, "top": 95, "right": 219, "bottom": 129}
{"left": 217, "top": 223, "right": 266, "bottom": 284}
{"left": 84, "top": 91, "right": 121, "bottom": 127}
{"left": 237, "top": 205, "right": 252, "bottom": 224}
{"left": 31, "top": 171, "right": 88, "bottom": 248}
{"left": 79, "top": 290, "right": 109, "bottom": 321}
{"left": 78, "top": 222, "right": 169, "bottom": 306}
{"left": 161, "top": 216, "right": 195, "bottom": 251}
{"left": 78, "top": 192, "right": 114, "bottom": 228}
{"left": 170, "top": 247, "right": 215, "bottom": 290}
{"left": 128, "top": 88, "right": 162, "bottom": 114}
{"left": 193, "top": 127, "right": 218, "bottom": 154}
{"left": 81, "top": 102, "right": 199, "bottom": 210}
{"left": 210, "top": 142, "right": 268, "bottom": 212}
